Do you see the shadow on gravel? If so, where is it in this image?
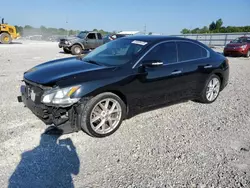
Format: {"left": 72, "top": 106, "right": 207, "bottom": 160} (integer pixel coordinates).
{"left": 8, "top": 133, "right": 80, "bottom": 188}
{"left": 59, "top": 50, "right": 90, "bottom": 55}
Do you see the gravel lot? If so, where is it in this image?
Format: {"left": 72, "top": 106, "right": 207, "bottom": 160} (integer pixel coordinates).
{"left": 0, "top": 41, "right": 250, "bottom": 188}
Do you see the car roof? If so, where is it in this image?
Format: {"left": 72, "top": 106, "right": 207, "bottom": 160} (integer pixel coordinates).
{"left": 124, "top": 35, "right": 196, "bottom": 43}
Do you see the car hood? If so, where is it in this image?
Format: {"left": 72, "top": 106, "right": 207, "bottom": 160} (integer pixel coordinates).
{"left": 24, "top": 57, "right": 112, "bottom": 85}
{"left": 226, "top": 42, "right": 247, "bottom": 47}
{"left": 61, "top": 36, "right": 80, "bottom": 41}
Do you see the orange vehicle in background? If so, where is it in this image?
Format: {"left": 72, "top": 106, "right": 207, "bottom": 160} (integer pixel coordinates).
{"left": 0, "top": 18, "right": 20, "bottom": 44}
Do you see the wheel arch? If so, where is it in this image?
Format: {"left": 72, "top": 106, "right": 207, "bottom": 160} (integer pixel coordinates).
{"left": 212, "top": 71, "right": 224, "bottom": 91}
{"left": 83, "top": 89, "right": 129, "bottom": 117}
{"left": 72, "top": 42, "right": 85, "bottom": 49}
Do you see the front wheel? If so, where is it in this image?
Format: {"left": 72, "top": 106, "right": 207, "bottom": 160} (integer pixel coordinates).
{"left": 80, "top": 92, "right": 126, "bottom": 137}
{"left": 197, "top": 74, "right": 221, "bottom": 103}
{"left": 0, "top": 33, "right": 12, "bottom": 44}
{"left": 71, "top": 45, "right": 83, "bottom": 55}
{"left": 246, "top": 50, "right": 250, "bottom": 58}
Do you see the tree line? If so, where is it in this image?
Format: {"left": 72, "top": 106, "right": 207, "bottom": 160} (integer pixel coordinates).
{"left": 14, "top": 25, "right": 113, "bottom": 37}
{"left": 181, "top": 19, "right": 250, "bottom": 34}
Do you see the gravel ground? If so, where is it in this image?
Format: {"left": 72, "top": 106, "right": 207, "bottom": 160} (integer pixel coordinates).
{"left": 0, "top": 41, "right": 250, "bottom": 188}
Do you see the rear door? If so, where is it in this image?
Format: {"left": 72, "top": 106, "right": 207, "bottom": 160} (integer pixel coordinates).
{"left": 96, "top": 33, "right": 103, "bottom": 47}
{"left": 176, "top": 41, "right": 210, "bottom": 97}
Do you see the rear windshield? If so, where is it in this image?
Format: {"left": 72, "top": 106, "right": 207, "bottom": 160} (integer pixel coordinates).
{"left": 231, "top": 37, "right": 247, "bottom": 43}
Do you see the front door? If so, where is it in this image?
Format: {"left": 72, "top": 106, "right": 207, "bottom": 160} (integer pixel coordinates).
{"left": 85, "top": 33, "right": 97, "bottom": 49}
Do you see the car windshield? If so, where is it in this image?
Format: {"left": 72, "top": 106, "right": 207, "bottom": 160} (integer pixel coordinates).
{"left": 231, "top": 37, "right": 247, "bottom": 43}
{"left": 77, "top": 31, "right": 88, "bottom": 39}
{"left": 82, "top": 38, "right": 149, "bottom": 66}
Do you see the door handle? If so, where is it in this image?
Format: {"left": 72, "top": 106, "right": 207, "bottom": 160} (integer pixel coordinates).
{"left": 204, "top": 64, "right": 212, "bottom": 69}
{"left": 171, "top": 70, "right": 182, "bottom": 75}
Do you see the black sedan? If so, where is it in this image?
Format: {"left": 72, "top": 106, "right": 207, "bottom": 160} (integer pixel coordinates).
{"left": 18, "top": 36, "right": 229, "bottom": 137}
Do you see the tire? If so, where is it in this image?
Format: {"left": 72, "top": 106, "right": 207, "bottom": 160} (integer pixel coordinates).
{"left": 71, "top": 45, "right": 83, "bottom": 55}
{"left": 246, "top": 50, "right": 250, "bottom": 58}
{"left": 80, "top": 92, "right": 126, "bottom": 137}
{"left": 63, "top": 48, "right": 71, "bottom": 54}
{"left": 0, "top": 33, "right": 12, "bottom": 44}
{"left": 197, "top": 74, "right": 221, "bottom": 104}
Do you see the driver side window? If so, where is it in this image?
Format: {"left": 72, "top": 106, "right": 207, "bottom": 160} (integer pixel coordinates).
{"left": 87, "top": 33, "right": 97, "bottom": 40}
{"left": 142, "top": 42, "right": 177, "bottom": 64}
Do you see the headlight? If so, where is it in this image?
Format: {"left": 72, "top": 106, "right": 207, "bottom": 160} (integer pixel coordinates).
{"left": 241, "top": 45, "right": 247, "bottom": 49}
{"left": 41, "top": 85, "right": 81, "bottom": 105}
{"left": 65, "top": 41, "right": 71, "bottom": 45}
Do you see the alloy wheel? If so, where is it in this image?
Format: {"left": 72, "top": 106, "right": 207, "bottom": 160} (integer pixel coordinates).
{"left": 75, "top": 47, "right": 81, "bottom": 54}
{"left": 90, "top": 98, "right": 122, "bottom": 134}
{"left": 206, "top": 77, "right": 220, "bottom": 101}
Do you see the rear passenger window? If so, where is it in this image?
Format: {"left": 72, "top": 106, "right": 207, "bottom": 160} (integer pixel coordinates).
{"left": 177, "top": 42, "right": 208, "bottom": 62}
{"left": 143, "top": 42, "right": 177, "bottom": 64}
{"left": 97, "top": 33, "right": 102, "bottom": 39}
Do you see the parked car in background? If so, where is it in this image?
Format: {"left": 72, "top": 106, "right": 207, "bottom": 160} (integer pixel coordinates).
{"left": 58, "top": 31, "right": 104, "bottom": 55}
{"left": 223, "top": 36, "right": 250, "bottom": 57}
{"left": 18, "top": 36, "right": 229, "bottom": 137}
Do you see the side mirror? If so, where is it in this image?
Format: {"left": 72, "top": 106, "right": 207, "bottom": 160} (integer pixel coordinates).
{"left": 142, "top": 60, "right": 164, "bottom": 67}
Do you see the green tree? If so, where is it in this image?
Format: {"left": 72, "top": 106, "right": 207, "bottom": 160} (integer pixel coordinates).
{"left": 191, "top": 28, "right": 200, "bottom": 34}
{"left": 69, "top": 30, "right": 74, "bottom": 36}
{"left": 215, "top": 19, "right": 223, "bottom": 30}
{"left": 40, "top": 25, "right": 47, "bottom": 34}
{"left": 181, "top": 28, "right": 191, "bottom": 34}
{"left": 200, "top": 26, "right": 209, "bottom": 33}
{"left": 148, "top": 32, "right": 153, "bottom": 35}
{"left": 24, "top": 25, "right": 33, "bottom": 30}
{"left": 209, "top": 21, "right": 216, "bottom": 31}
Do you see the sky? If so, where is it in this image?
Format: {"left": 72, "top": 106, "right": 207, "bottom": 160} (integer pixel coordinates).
{"left": 1, "top": 0, "right": 250, "bottom": 34}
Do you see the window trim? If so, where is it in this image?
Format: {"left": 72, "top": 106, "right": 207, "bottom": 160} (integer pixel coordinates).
{"left": 132, "top": 40, "right": 210, "bottom": 69}
{"left": 87, "top": 33, "right": 97, "bottom": 40}
{"left": 97, "top": 33, "right": 102, "bottom": 39}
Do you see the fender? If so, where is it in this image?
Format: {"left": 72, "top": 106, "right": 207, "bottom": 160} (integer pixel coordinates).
{"left": 71, "top": 42, "right": 85, "bottom": 50}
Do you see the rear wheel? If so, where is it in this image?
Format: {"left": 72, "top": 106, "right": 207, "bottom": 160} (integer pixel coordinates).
{"left": 0, "top": 33, "right": 12, "bottom": 44}
{"left": 80, "top": 92, "right": 126, "bottom": 137}
{"left": 197, "top": 74, "right": 221, "bottom": 103}
{"left": 63, "top": 48, "right": 71, "bottom": 54}
{"left": 71, "top": 45, "right": 83, "bottom": 55}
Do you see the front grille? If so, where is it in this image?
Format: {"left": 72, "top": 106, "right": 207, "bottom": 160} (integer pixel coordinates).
{"left": 23, "top": 79, "right": 49, "bottom": 104}
{"left": 60, "top": 39, "right": 67, "bottom": 44}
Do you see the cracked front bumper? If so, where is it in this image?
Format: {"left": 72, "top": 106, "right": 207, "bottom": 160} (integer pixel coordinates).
{"left": 17, "top": 85, "right": 81, "bottom": 134}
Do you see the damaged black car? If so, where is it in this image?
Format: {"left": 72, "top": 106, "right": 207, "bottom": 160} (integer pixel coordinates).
{"left": 18, "top": 36, "right": 229, "bottom": 137}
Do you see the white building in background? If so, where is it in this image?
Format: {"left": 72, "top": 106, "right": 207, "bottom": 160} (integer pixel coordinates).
{"left": 117, "top": 31, "right": 144, "bottom": 35}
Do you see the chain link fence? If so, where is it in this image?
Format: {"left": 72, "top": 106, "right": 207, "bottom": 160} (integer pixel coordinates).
{"left": 171, "top": 32, "right": 250, "bottom": 47}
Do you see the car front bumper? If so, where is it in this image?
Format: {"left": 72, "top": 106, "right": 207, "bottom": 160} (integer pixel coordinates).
{"left": 58, "top": 42, "right": 72, "bottom": 48}
{"left": 224, "top": 48, "right": 247, "bottom": 56}
{"left": 17, "top": 85, "right": 81, "bottom": 134}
